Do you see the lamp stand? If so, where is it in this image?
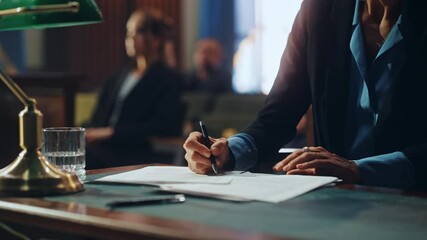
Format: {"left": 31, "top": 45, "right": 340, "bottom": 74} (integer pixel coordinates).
{"left": 0, "top": 71, "right": 84, "bottom": 196}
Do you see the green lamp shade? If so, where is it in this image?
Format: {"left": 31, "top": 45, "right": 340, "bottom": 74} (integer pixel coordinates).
{"left": 0, "top": 0, "right": 103, "bottom": 31}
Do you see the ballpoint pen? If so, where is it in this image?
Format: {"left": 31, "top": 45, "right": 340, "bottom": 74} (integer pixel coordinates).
{"left": 199, "top": 121, "right": 218, "bottom": 174}
{"left": 107, "top": 194, "right": 186, "bottom": 209}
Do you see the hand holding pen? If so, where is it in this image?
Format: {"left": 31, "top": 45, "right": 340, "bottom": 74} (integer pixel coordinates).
{"left": 183, "top": 123, "right": 232, "bottom": 175}
{"left": 199, "top": 121, "right": 218, "bottom": 174}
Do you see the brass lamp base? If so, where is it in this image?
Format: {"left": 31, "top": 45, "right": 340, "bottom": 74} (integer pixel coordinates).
{"left": 0, "top": 71, "right": 84, "bottom": 196}
{"left": 0, "top": 149, "right": 84, "bottom": 197}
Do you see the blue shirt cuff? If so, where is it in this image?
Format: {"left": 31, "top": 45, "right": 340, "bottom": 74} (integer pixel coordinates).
{"left": 354, "top": 151, "right": 416, "bottom": 189}
{"left": 228, "top": 133, "right": 258, "bottom": 171}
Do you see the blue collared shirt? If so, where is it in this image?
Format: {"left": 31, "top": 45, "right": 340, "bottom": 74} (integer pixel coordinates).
{"left": 228, "top": 0, "right": 415, "bottom": 189}
{"left": 345, "top": 0, "right": 415, "bottom": 188}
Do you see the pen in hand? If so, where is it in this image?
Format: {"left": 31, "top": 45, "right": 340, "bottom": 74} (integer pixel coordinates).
{"left": 199, "top": 121, "right": 218, "bottom": 174}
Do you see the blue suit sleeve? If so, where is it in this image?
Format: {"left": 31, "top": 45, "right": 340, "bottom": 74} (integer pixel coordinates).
{"left": 355, "top": 152, "right": 416, "bottom": 189}
{"left": 228, "top": 133, "right": 259, "bottom": 171}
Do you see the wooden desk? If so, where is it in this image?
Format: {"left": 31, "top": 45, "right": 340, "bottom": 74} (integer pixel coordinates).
{"left": 0, "top": 165, "right": 426, "bottom": 240}
{"left": 0, "top": 165, "right": 281, "bottom": 240}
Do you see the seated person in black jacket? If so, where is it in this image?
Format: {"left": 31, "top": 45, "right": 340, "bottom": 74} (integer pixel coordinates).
{"left": 85, "top": 10, "right": 183, "bottom": 169}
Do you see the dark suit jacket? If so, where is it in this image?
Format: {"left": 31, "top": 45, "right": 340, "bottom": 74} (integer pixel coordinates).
{"left": 243, "top": 0, "right": 427, "bottom": 190}
{"left": 87, "top": 61, "right": 184, "bottom": 153}
{"left": 185, "top": 68, "right": 233, "bottom": 94}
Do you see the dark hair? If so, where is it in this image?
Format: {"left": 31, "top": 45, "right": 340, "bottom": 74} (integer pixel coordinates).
{"left": 129, "top": 9, "right": 174, "bottom": 60}
{"left": 138, "top": 10, "right": 170, "bottom": 38}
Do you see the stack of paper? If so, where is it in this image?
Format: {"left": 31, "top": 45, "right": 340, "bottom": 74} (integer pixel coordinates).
{"left": 96, "top": 166, "right": 338, "bottom": 203}
{"left": 96, "top": 166, "right": 233, "bottom": 185}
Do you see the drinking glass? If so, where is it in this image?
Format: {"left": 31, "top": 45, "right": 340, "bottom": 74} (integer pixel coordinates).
{"left": 42, "top": 127, "right": 86, "bottom": 181}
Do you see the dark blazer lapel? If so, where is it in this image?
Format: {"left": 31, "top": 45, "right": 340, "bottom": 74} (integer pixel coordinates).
{"left": 322, "top": 0, "right": 354, "bottom": 154}
{"left": 374, "top": 0, "right": 427, "bottom": 136}
{"left": 122, "top": 62, "right": 163, "bottom": 111}
{"left": 95, "top": 65, "right": 132, "bottom": 126}
{"left": 113, "top": 66, "right": 132, "bottom": 98}
{"left": 127, "top": 61, "right": 161, "bottom": 97}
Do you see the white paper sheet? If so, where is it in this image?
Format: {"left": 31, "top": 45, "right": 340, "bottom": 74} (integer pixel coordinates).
{"left": 160, "top": 173, "right": 338, "bottom": 203}
{"left": 95, "top": 166, "right": 234, "bottom": 185}
{"left": 96, "top": 166, "right": 338, "bottom": 203}
{"left": 278, "top": 148, "right": 301, "bottom": 153}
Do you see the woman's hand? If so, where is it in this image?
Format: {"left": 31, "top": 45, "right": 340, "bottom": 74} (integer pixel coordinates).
{"left": 273, "top": 146, "right": 360, "bottom": 183}
{"left": 183, "top": 131, "right": 231, "bottom": 174}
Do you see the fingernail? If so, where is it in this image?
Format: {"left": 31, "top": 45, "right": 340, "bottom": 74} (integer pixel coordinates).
{"left": 203, "top": 151, "right": 211, "bottom": 158}
{"left": 283, "top": 165, "right": 289, "bottom": 171}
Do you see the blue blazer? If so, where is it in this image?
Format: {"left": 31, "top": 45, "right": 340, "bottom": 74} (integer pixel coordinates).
{"left": 243, "top": 0, "right": 427, "bottom": 190}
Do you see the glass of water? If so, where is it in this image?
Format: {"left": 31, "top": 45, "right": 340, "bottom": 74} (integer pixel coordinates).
{"left": 42, "top": 127, "right": 86, "bottom": 182}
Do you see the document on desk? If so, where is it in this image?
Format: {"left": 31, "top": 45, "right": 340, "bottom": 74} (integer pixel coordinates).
{"left": 95, "top": 166, "right": 234, "bottom": 185}
{"left": 159, "top": 173, "right": 338, "bottom": 203}
{"left": 278, "top": 148, "right": 300, "bottom": 153}
{"left": 96, "top": 166, "right": 338, "bottom": 203}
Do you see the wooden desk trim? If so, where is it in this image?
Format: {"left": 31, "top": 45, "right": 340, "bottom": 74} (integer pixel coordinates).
{"left": 0, "top": 164, "right": 287, "bottom": 240}
{"left": 0, "top": 199, "right": 286, "bottom": 240}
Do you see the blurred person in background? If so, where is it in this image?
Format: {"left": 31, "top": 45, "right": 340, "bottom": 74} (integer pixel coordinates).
{"left": 185, "top": 38, "right": 233, "bottom": 94}
{"left": 84, "top": 10, "right": 184, "bottom": 169}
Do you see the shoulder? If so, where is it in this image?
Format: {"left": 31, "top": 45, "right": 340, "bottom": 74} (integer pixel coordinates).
{"left": 96, "top": 67, "right": 130, "bottom": 96}
{"left": 150, "top": 62, "right": 183, "bottom": 88}
{"left": 147, "top": 62, "right": 174, "bottom": 78}
{"left": 212, "top": 68, "right": 232, "bottom": 82}
{"left": 301, "top": 0, "right": 353, "bottom": 9}
{"left": 293, "top": 0, "right": 355, "bottom": 40}
{"left": 105, "top": 65, "right": 133, "bottom": 84}
{"left": 299, "top": 0, "right": 336, "bottom": 13}
{"left": 298, "top": 0, "right": 354, "bottom": 21}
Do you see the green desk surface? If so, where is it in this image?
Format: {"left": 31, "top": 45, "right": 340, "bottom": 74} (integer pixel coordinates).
{"left": 44, "top": 172, "right": 427, "bottom": 240}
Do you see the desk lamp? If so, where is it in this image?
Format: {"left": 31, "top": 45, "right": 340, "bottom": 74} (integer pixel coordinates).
{"left": 0, "top": 0, "right": 102, "bottom": 196}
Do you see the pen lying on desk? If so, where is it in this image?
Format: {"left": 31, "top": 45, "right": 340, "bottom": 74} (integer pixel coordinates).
{"left": 107, "top": 194, "right": 185, "bottom": 209}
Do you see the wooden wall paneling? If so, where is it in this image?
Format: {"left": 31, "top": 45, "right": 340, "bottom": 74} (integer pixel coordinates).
{"left": 44, "top": 28, "right": 70, "bottom": 72}
{"left": 45, "top": 0, "right": 182, "bottom": 90}
{"left": 68, "top": 0, "right": 131, "bottom": 90}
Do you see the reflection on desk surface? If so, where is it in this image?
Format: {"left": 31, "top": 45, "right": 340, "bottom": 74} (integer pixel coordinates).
{"left": 0, "top": 164, "right": 426, "bottom": 240}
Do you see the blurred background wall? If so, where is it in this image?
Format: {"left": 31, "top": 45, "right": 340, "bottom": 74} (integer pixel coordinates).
{"left": 0, "top": 0, "right": 309, "bottom": 167}
{"left": 0, "top": 0, "right": 303, "bottom": 93}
